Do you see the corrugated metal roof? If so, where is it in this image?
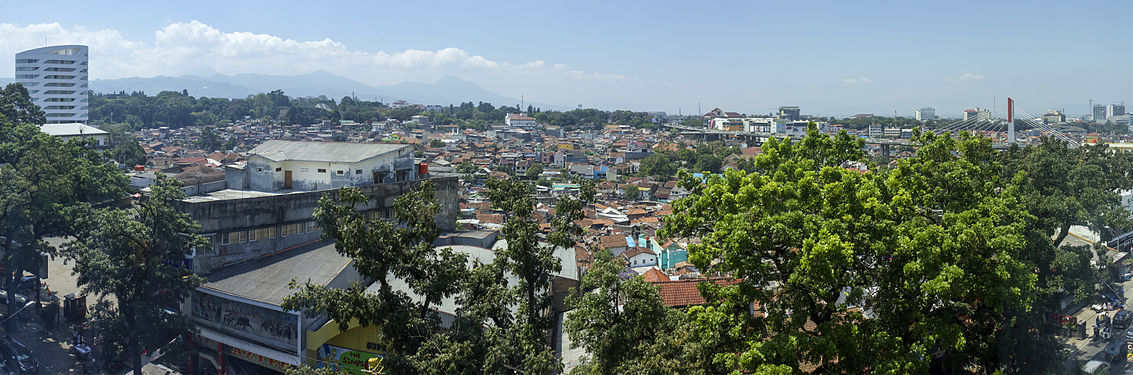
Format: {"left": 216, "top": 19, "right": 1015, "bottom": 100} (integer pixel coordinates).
{"left": 249, "top": 140, "right": 408, "bottom": 163}
{"left": 39, "top": 123, "right": 108, "bottom": 136}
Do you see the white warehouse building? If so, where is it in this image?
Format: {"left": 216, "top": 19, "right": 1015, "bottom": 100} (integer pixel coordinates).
{"left": 15, "top": 45, "right": 89, "bottom": 124}
{"left": 228, "top": 140, "right": 419, "bottom": 192}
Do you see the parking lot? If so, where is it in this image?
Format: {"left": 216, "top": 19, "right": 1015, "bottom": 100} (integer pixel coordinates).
{"left": 1063, "top": 276, "right": 1133, "bottom": 374}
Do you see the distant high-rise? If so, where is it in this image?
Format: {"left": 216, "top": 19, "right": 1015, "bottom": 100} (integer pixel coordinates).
{"left": 14, "top": 45, "right": 89, "bottom": 124}
{"left": 915, "top": 107, "right": 936, "bottom": 121}
{"left": 1108, "top": 104, "right": 1126, "bottom": 120}
{"left": 1093, "top": 104, "right": 1107, "bottom": 122}
{"left": 963, "top": 108, "right": 990, "bottom": 122}
{"left": 778, "top": 106, "right": 800, "bottom": 121}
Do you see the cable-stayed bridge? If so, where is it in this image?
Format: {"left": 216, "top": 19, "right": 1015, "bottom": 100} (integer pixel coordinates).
{"left": 663, "top": 99, "right": 1079, "bottom": 160}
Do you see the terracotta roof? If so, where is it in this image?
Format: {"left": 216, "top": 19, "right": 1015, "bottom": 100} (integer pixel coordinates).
{"left": 476, "top": 213, "right": 505, "bottom": 224}
{"left": 652, "top": 278, "right": 742, "bottom": 307}
{"left": 620, "top": 247, "right": 656, "bottom": 259}
{"left": 642, "top": 268, "right": 668, "bottom": 282}
{"left": 598, "top": 235, "right": 628, "bottom": 249}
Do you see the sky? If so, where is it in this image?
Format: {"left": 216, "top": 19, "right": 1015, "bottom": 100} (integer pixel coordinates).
{"left": 0, "top": 0, "right": 1130, "bottom": 117}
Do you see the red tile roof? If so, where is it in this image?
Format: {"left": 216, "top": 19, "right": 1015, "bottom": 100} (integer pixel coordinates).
{"left": 642, "top": 267, "right": 668, "bottom": 282}
{"left": 652, "top": 278, "right": 741, "bottom": 307}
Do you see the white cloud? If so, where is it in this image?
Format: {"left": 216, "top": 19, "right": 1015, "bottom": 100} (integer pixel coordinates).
{"left": 0, "top": 21, "right": 628, "bottom": 85}
{"left": 842, "top": 77, "right": 871, "bottom": 84}
{"left": 956, "top": 73, "right": 984, "bottom": 81}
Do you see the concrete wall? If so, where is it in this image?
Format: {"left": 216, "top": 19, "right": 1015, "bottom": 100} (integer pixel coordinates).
{"left": 183, "top": 180, "right": 227, "bottom": 196}
{"left": 178, "top": 176, "right": 459, "bottom": 273}
{"left": 245, "top": 149, "right": 417, "bottom": 192}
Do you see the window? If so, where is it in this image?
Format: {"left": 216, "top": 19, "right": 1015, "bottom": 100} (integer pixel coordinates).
{"left": 222, "top": 233, "right": 232, "bottom": 245}
{"left": 300, "top": 168, "right": 309, "bottom": 172}
{"left": 318, "top": 168, "right": 327, "bottom": 173}
{"left": 238, "top": 231, "right": 247, "bottom": 243}
{"left": 257, "top": 168, "right": 263, "bottom": 172}
{"left": 15, "top": 59, "right": 37, "bottom": 63}
{"left": 275, "top": 167, "right": 282, "bottom": 172}
{"left": 336, "top": 170, "right": 344, "bottom": 175}
{"left": 355, "top": 169, "right": 362, "bottom": 175}
{"left": 15, "top": 74, "right": 38, "bottom": 79}
{"left": 306, "top": 221, "right": 318, "bottom": 232}
{"left": 15, "top": 67, "right": 37, "bottom": 71}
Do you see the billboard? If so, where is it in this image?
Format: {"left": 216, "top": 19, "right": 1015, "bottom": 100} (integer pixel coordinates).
{"left": 317, "top": 344, "right": 385, "bottom": 374}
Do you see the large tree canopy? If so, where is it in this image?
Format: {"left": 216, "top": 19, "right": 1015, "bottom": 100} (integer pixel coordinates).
{"left": 660, "top": 130, "right": 1053, "bottom": 373}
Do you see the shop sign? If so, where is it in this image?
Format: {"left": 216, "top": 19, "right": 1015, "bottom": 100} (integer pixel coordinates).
{"left": 229, "top": 347, "right": 290, "bottom": 371}
{"left": 317, "top": 344, "right": 385, "bottom": 374}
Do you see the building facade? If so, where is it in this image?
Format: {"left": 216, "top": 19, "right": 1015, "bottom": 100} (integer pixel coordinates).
{"left": 1108, "top": 104, "right": 1126, "bottom": 120}
{"left": 1094, "top": 104, "right": 1108, "bottom": 122}
{"left": 963, "top": 108, "right": 991, "bottom": 122}
{"left": 228, "top": 140, "right": 418, "bottom": 192}
{"left": 778, "top": 106, "right": 801, "bottom": 121}
{"left": 916, "top": 107, "right": 935, "bottom": 121}
{"left": 15, "top": 45, "right": 89, "bottom": 124}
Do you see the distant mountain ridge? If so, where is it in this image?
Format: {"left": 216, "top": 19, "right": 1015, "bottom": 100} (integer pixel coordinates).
{"left": 1, "top": 71, "right": 554, "bottom": 108}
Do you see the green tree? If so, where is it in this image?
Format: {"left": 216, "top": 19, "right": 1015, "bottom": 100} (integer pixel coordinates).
{"left": 525, "top": 163, "right": 544, "bottom": 179}
{"left": 1001, "top": 138, "right": 1133, "bottom": 247}
{"left": 485, "top": 177, "right": 594, "bottom": 374}
{"left": 0, "top": 123, "right": 129, "bottom": 337}
{"left": 67, "top": 176, "right": 205, "bottom": 375}
{"left": 638, "top": 153, "right": 676, "bottom": 178}
{"left": 661, "top": 129, "right": 1041, "bottom": 373}
{"left": 430, "top": 138, "right": 445, "bottom": 148}
{"left": 565, "top": 249, "right": 673, "bottom": 374}
{"left": 282, "top": 181, "right": 467, "bottom": 373}
{"left": 456, "top": 162, "right": 477, "bottom": 174}
{"left": 103, "top": 123, "right": 147, "bottom": 167}
{"left": 624, "top": 185, "right": 641, "bottom": 200}
{"left": 0, "top": 83, "right": 45, "bottom": 126}
{"left": 197, "top": 126, "right": 222, "bottom": 151}
{"left": 224, "top": 136, "right": 238, "bottom": 151}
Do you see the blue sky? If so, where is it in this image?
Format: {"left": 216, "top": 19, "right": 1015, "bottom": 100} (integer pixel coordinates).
{"left": 1, "top": 0, "right": 1130, "bottom": 117}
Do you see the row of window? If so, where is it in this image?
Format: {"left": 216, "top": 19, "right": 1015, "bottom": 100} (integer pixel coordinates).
{"left": 15, "top": 59, "right": 37, "bottom": 63}
{"left": 43, "top": 59, "right": 76, "bottom": 64}
{"left": 220, "top": 222, "right": 319, "bottom": 245}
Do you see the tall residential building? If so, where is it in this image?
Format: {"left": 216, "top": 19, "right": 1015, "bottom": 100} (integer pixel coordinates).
{"left": 14, "top": 45, "right": 89, "bottom": 124}
{"left": 1093, "top": 104, "right": 1107, "bottom": 122}
{"left": 1108, "top": 104, "right": 1126, "bottom": 120}
{"left": 1042, "top": 110, "right": 1066, "bottom": 124}
{"left": 963, "top": 108, "right": 991, "bottom": 122}
{"left": 778, "top": 106, "right": 801, "bottom": 121}
{"left": 915, "top": 107, "right": 936, "bottom": 121}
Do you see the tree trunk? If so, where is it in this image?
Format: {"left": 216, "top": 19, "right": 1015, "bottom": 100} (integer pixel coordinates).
{"left": 5, "top": 272, "right": 16, "bottom": 336}
{"left": 1054, "top": 224, "right": 1071, "bottom": 248}
{"left": 126, "top": 309, "right": 143, "bottom": 375}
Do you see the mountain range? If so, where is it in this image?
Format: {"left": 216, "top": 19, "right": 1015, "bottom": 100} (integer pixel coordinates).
{"left": 0, "top": 71, "right": 554, "bottom": 108}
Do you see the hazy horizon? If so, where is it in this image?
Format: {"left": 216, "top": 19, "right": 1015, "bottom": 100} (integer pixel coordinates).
{"left": 1, "top": 0, "right": 1130, "bottom": 118}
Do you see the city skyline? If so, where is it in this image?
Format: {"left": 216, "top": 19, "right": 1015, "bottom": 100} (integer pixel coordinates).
{"left": 0, "top": 0, "right": 1130, "bottom": 117}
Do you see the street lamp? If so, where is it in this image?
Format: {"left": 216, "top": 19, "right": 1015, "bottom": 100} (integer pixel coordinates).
{"left": 0, "top": 300, "right": 37, "bottom": 333}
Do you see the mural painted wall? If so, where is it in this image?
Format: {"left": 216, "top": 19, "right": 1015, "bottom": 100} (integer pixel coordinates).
{"left": 191, "top": 290, "right": 299, "bottom": 351}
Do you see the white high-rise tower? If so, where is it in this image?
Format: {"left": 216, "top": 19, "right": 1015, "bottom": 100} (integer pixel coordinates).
{"left": 14, "top": 45, "right": 89, "bottom": 124}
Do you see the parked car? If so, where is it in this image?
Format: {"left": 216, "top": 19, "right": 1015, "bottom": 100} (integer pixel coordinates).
{"left": 0, "top": 291, "right": 29, "bottom": 313}
{"left": 0, "top": 337, "right": 37, "bottom": 374}
{"left": 1115, "top": 310, "right": 1133, "bottom": 329}
{"left": 1082, "top": 359, "right": 1111, "bottom": 375}
{"left": 1104, "top": 340, "right": 1127, "bottom": 362}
